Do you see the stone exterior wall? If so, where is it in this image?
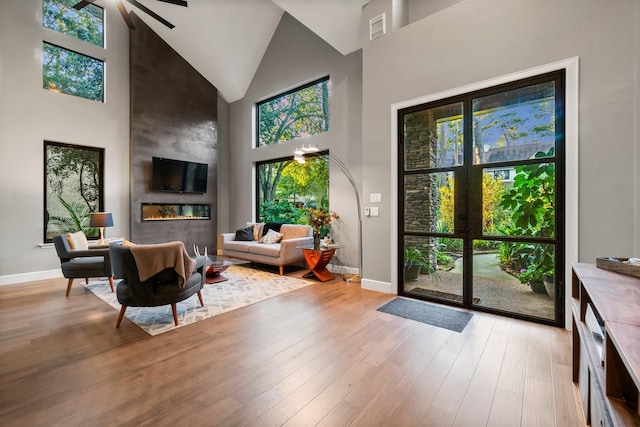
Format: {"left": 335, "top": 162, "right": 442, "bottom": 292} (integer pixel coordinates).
{"left": 403, "top": 110, "right": 439, "bottom": 270}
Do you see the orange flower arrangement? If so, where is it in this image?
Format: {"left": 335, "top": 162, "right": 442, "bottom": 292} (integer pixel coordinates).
{"left": 306, "top": 208, "right": 339, "bottom": 234}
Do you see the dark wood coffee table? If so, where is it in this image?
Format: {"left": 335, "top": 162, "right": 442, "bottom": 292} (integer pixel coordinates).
{"left": 205, "top": 256, "right": 249, "bottom": 283}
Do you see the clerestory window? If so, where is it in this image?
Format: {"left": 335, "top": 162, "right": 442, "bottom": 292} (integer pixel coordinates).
{"left": 42, "top": 0, "right": 105, "bottom": 102}
{"left": 256, "top": 77, "right": 330, "bottom": 147}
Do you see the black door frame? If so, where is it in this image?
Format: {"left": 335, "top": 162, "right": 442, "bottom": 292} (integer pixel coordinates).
{"left": 397, "top": 70, "right": 566, "bottom": 327}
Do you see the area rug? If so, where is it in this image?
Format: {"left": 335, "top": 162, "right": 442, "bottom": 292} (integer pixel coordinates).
{"left": 377, "top": 298, "right": 473, "bottom": 333}
{"left": 83, "top": 265, "right": 313, "bottom": 336}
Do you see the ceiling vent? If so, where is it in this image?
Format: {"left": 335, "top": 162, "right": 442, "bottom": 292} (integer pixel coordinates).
{"left": 369, "top": 13, "right": 386, "bottom": 40}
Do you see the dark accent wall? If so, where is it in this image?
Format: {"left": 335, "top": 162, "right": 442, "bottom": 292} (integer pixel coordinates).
{"left": 129, "top": 12, "right": 217, "bottom": 252}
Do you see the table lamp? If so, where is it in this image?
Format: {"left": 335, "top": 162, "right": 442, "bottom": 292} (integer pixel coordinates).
{"left": 90, "top": 212, "right": 114, "bottom": 245}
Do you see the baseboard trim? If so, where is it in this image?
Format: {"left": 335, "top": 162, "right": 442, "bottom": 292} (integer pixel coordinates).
{"left": 0, "top": 270, "right": 62, "bottom": 286}
{"left": 361, "top": 278, "right": 393, "bottom": 294}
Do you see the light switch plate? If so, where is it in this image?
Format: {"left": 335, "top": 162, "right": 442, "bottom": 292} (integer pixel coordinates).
{"left": 370, "top": 193, "right": 382, "bottom": 203}
{"left": 370, "top": 206, "right": 379, "bottom": 216}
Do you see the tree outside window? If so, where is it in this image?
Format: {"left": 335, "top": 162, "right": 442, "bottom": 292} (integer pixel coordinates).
{"left": 44, "top": 141, "right": 104, "bottom": 242}
{"left": 43, "top": 0, "right": 104, "bottom": 47}
{"left": 256, "top": 77, "right": 330, "bottom": 147}
{"left": 43, "top": 43, "right": 104, "bottom": 102}
{"left": 257, "top": 154, "right": 329, "bottom": 224}
{"left": 42, "top": 0, "right": 105, "bottom": 102}
{"left": 256, "top": 77, "right": 331, "bottom": 225}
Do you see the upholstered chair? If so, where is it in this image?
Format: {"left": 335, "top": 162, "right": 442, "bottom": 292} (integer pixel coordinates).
{"left": 52, "top": 233, "right": 114, "bottom": 297}
{"left": 109, "top": 242, "right": 206, "bottom": 328}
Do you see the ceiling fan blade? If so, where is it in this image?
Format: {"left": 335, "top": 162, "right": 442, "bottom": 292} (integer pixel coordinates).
{"left": 116, "top": 1, "right": 135, "bottom": 30}
{"left": 73, "top": 0, "right": 96, "bottom": 10}
{"left": 124, "top": 0, "right": 175, "bottom": 29}
{"left": 156, "top": 0, "right": 188, "bottom": 7}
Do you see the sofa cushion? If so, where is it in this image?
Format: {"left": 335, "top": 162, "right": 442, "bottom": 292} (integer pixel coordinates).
{"left": 223, "top": 241, "right": 253, "bottom": 253}
{"left": 235, "top": 227, "right": 254, "bottom": 241}
{"left": 248, "top": 243, "right": 281, "bottom": 257}
{"left": 280, "top": 224, "right": 312, "bottom": 240}
{"left": 259, "top": 229, "right": 283, "bottom": 244}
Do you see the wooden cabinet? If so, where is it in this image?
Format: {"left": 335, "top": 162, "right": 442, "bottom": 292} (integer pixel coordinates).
{"left": 572, "top": 263, "right": 640, "bottom": 426}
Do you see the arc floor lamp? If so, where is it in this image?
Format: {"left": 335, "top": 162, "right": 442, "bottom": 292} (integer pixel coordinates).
{"left": 294, "top": 145, "right": 362, "bottom": 282}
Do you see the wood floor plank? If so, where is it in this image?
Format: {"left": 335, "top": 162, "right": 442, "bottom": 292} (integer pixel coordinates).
{"left": 0, "top": 275, "right": 584, "bottom": 427}
{"left": 453, "top": 325, "right": 509, "bottom": 427}
{"left": 521, "top": 376, "right": 556, "bottom": 427}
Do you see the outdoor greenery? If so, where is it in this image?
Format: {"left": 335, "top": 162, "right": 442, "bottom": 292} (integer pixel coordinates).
{"left": 414, "top": 93, "right": 557, "bottom": 287}
{"left": 47, "top": 196, "right": 98, "bottom": 238}
{"left": 42, "top": 0, "right": 104, "bottom": 101}
{"left": 257, "top": 78, "right": 329, "bottom": 147}
{"left": 404, "top": 247, "right": 432, "bottom": 274}
{"left": 43, "top": 43, "right": 104, "bottom": 101}
{"left": 45, "top": 142, "right": 102, "bottom": 240}
{"left": 258, "top": 155, "right": 331, "bottom": 226}
{"left": 256, "top": 78, "right": 331, "bottom": 225}
{"left": 498, "top": 148, "right": 556, "bottom": 283}
{"left": 43, "top": 0, "right": 104, "bottom": 46}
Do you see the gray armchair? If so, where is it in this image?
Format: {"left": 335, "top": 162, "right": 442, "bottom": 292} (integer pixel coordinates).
{"left": 109, "top": 243, "right": 206, "bottom": 328}
{"left": 52, "top": 234, "right": 114, "bottom": 297}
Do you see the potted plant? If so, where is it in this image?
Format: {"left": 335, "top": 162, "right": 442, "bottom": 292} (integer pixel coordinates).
{"left": 306, "top": 208, "right": 339, "bottom": 250}
{"left": 404, "top": 247, "right": 429, "bottom": 282}
{"left": 543, "top": 269, "right": 555, "bottom": 301}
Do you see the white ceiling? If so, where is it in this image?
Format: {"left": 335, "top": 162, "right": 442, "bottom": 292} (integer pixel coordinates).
{"left": 115, "top": 0, "right": 369, "bottom": 102}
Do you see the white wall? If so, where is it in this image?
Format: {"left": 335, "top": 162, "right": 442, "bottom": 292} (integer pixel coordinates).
{"left": 228, "top": 13, "right": 363, "bottom": 275}
{"left": 0, "top": 0, "right": 130, "bottom": 283}
{"left": 360, "top": 0, "right": 639, "bottom": 306}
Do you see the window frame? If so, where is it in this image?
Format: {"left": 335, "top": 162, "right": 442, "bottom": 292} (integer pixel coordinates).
{"left": 42, "top": 0, "right": 105, "bottom": 48}
{"left": 42, "top": 41, "right": 105, "bottom": 102}
{"left": 255, "top": 151, "right": 330, "bottom": 224}
{"left": 43, "top": 140, "right": 105, "bottom": 243}
{"left": 255, "top": 76, "right": 330, "bottom": 148}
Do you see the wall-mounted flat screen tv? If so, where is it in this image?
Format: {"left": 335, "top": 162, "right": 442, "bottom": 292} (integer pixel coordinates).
{"left": 151, "top": 157, "right": 208, "bottom": 194}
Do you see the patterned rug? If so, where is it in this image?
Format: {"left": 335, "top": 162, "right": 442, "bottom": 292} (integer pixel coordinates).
{"left": 83, "top": 265, "right": 313, "bottom": 336}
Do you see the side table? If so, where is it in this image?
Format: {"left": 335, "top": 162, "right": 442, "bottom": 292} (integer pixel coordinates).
{"left": 301, "top": 248, "right": 336, "bottom": 282}
{"left": 205, "top": 256, "right": 249, "bottom": 283}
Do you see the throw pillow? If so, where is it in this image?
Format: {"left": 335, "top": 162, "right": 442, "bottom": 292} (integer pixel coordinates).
{"left": 262, "top": 222, "right": 283, "bottom": 236}
{"left": 66, "top": 231, "right": 88, "bottom": 250}
{"left": 259, "top": 229, "right": 283, "bottom": 244}
{"left": 246, "top": 222, "right": 265, "bottom": 240}
{"left": 235, "top": 227, "right": 254, "bottom": 241}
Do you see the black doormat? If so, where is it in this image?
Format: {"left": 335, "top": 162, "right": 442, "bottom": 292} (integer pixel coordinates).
{"left": 377, "top": 298, "right": 473, "bottom": 332}
{"left": 409, "top": 288, "right": 482, "bottom": 305}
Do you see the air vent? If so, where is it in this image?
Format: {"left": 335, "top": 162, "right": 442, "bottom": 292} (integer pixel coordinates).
{"left": 369, "top": 13, "right": 386, "bottom": 40}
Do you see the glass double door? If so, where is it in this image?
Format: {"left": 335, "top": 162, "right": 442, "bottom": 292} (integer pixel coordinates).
{"left": 398, "top": 71, "right": 564, "bottom": 325}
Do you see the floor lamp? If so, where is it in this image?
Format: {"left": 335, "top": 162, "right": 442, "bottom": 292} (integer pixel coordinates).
{"left": 294, "top": 145, "right": 362, "bottom": 282}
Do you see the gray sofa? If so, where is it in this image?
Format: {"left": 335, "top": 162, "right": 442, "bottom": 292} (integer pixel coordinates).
{"left": 221, "top": 224, "right": 313, "bottom": 275}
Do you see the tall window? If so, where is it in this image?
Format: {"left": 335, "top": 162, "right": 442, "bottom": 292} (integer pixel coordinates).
{"left": 257, "top": 153, "right": 330, "bottom": 224}
{"left": 256, "top": 77, "right": 330, "bottom": 147}
{"left": 44, "top": 141, "right": 105, "bottom": 243}
{"left": 42, "top": 0, "right": 105, "bottom": 102}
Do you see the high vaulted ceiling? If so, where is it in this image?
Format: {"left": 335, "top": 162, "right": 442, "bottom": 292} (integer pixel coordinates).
{"left": 114, "top": 0, "right": 369, "bottom": 102}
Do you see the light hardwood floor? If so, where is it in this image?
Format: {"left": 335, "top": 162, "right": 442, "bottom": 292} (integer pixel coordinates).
{"left": 0, "top": 273, "right": 585, "bottom": 426}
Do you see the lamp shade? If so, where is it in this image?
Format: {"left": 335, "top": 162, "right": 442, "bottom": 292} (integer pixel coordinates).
{"left": 90, "top": 212, "right": 114, "bottom": 228}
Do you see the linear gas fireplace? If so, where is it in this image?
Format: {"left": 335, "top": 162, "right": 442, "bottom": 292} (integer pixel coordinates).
{"left": 141, "top": 203, "right": 211, "bottom": 221}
